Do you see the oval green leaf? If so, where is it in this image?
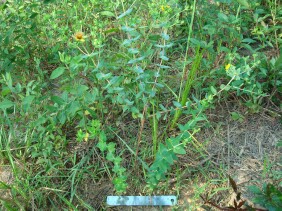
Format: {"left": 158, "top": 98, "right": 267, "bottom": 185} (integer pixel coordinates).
{"left": 50, "top": 67, "right": 65, "bottom": 79}
{"left": 0, "top": 99, "right": 15, "bottom": 110}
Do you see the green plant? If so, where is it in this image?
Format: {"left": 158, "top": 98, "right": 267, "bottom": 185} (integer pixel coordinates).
{"left": 146, "top": 73, "right": 237, "bottom": 188}
{"left": 170, "top": 47, "right": 203, "bottom": 129}
{"left": 230, "top": 111, "right": 245, "bottom": 122}
{"left": 249, "top": 183, "right": 282, "bottom": 211}
{"left": 223, "top": 52, "right": 270, "bottom": 113}
{"left": 78, "top": 119, "right": 128, "bottom": 193}
{"left": 0, "top": 0, "right": 41, "bottom": 74}
{"left": 170, "top": 0, "right": 198, "bottom": 129}
{"left": 251, "top": 0, "right": 281, "bottom": 49}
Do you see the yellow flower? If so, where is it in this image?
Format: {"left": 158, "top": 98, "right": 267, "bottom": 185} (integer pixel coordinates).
{"left": 84, "top": 132, "right": 89, "bottom": 142}
{"left": 73, "top": 31, "right": 85, "bottom": 42}
{"left": 161, "top": 5, "right": 170, "bottom": 12}
{"left": 225, "top": 63, "right": 231, "bottom": 71}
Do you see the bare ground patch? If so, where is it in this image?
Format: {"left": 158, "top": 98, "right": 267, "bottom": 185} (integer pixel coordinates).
{"left": 0, "top": 165, "right": 14, "bottom": 202}
{"left": 177, "top": 103, "right": 281, "bottom": 210}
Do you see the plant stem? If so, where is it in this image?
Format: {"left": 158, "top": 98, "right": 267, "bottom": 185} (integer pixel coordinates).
{"left": 150, "top": 102, "right": 158, "bottom": 157}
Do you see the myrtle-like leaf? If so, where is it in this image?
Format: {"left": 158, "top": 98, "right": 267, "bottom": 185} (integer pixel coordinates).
{"left": 50, "top": 67, "right": 65, "bottom": 79}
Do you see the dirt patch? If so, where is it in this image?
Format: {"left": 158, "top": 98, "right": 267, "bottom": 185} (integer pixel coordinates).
{"left": 194, "top": 105, "right": 281, "bottom": 209}
{"left": 0, "top": 165, "right": 14, "bottom": 201}
{"left": 75, "top": 179, "right": 113, "bottom": 210}
{"left": 207, "top": 114, "right": 280, "bottom": 187}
